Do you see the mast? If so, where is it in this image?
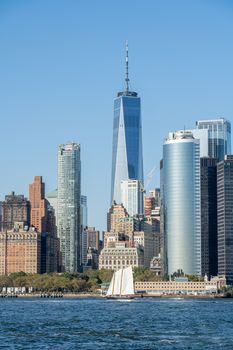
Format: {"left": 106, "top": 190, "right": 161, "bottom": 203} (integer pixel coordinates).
{"left": 120, "top": 268, "right": 124, "bottom": 296}
{"left": 112, "top": 271, "right": 116, "bottom": 296}
{"left": 125, "top": 41, "right": 129, "bottom": 93}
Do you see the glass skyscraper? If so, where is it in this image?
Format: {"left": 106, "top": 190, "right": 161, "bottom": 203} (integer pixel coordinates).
{"left": 110, "top": 46, "right": 143, "bottom": 209}
{"left": 162, "top": 131, "right": 201, "bottom": 276}
{"left": 217, "top": 156, "right": 233, "bottom": 284}
{"left": 121, "top": 180, "right": 143, "bottom": 216}
{"left": 57, "top": 143, "right": 81, "bottom": 272}
{"left": 196, "top": 118, "right": 231, "bottom": 161}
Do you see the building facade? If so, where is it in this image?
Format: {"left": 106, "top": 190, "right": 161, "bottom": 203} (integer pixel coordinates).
{"left": 0, "top": 192, "right": 30, "bottom": 231}
{"left": 162, "top": 131, "right": 201, "bottom": 276}
{"left": 99, "top": 243, "right": 144, "bottom": 271}
{"left": 196, "top": 118, "right": 231, "bottom": 161}
{"left": 57, "top": 143, "right": 81, "bottom": 272}
{"left": 80, "top": 195, "right": 88, "bottom": 228}
{"left": 103, "top": 230, "right": 156, "bottom": 268}
{"left": 107, "top": 202, "right": 129, "bottom": 232}
{"left": 135, "top": 277, "right": 226, "bottom": 294}
{"left": 110, "top": 45, "right": 143, "bottom": 206}
{"left": 200, "top": 157, "right": 218, "bottom": 277}
{"left": 121, "top": 179, "right": 143, "bottom": 216}
{"left": 0, "top": 224, "right": 41, "bottom": 275}
{"left": 81, "top": 226, "right": 100, "bottom": 267}
{"left": 46, "top": 189, "right": 58, "bottom": 220}
{"left": 40, "top": 232, "right": 61, "bottom": 273}
{"left": 29, "top": 176, "right": 47, "bottom": 232}
{"left": 217, "top": 156, "right": 233, "bottom": 284}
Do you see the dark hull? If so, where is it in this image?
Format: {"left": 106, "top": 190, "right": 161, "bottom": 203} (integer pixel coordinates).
{"left": 106, "top": 295, "right": 135, "bottom": 300}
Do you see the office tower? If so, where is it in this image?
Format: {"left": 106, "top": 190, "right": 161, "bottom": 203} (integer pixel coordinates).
{"left": 200, "top": 158, "right": 218, "bottom": 277}
{"left": 190, "top": 129, "right": 209, "bottom": 158}
{"left": 0, "top": 223, "right": 41, "bottom": 275}
{"left": 196, "top": 118, "right": 231, "bottom": 160}
{"left": 29, "top": 176, "right": 47, "bottom": 232}
{"left": 110, "top": 44, "right": 143, "bottom": 206}
{"left": 162, "top": 131, "right": 201, "bottom": 276}
{"left": 57, "top": 143, "right": 81, "bottom": 272}
{"left": 46, "top": 189, "right": 58, "bottom": 219}
{"left": 0, "top": 192, "right": 30, "bottom": 231}
{"left": 217, "top": 156, "right": 233, "bottom": 284}
{"left": 121, "top": 179, "right": 143, "bottom": 216}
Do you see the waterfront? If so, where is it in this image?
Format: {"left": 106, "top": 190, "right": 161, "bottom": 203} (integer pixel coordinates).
{"left": 0, "top": 298, "right": 233, "bottom": 349}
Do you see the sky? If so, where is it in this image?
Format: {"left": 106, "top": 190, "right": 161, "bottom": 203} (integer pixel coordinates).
{"left": 0, "top": 0, "right": 233, "bottom": 231}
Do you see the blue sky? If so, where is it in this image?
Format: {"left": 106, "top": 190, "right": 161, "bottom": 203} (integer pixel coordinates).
{"left": 0, "top": 0, "right": 233, "bottom": 230}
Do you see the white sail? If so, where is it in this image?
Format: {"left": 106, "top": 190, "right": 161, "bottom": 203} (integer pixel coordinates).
{"left": 113, "top": 268, "right": 123, "bottom": 295}
{"left": 106, "top": 272, "right": 115, "bottom": 296}
{"left": 121, "top": 266, "right": 134, "bottom": 296}
{"left": 106, "top": 266, "right": 134, "bottom": 297}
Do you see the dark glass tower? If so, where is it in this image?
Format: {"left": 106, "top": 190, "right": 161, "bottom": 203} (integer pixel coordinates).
{"left": 110, "top": 45, "right": 143, "bottom": 209}
{"left": 217, "top": 156, "right": 233, "bottom": 284}
{"left": 200, "top": 157, "right": 218, "bottom": 278}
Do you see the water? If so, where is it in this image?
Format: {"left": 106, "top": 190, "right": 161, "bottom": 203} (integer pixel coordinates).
{"left": 0, "top": 298, "right": 233, "bottom": 349}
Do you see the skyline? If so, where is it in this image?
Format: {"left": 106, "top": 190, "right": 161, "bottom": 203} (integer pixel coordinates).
{"left": 1, "top": 0, "right": 233, "bottom": 230}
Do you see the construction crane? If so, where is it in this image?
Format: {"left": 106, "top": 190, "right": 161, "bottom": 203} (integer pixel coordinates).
{"left": 140, "top": 165, "right": 157, "bottom": 193}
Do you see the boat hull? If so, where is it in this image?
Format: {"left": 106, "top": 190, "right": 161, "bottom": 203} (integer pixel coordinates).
{"left": 106, "top": 295, "right": 135, "bottom": 300}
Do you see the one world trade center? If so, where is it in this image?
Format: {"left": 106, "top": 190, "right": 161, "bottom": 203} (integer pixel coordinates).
{"left": 110, "top": 44, "right": 144, "bottom": 210}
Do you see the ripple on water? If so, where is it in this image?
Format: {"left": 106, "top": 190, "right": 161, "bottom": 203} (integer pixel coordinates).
{"left": 0, "top": 298, "right": 233, "bottom": 349}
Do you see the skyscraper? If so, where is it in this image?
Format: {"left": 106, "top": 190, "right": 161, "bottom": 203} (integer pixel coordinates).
{"left": 121, "top": 179, "right": 143, "bottom": 216}
{"left": 217, "top": 155, "right": 233, "bottom": 284}
{"left": 110, "top": 44, "right": 143, "bottom": 207}
{"left": 29, "top": 176, "right": 47, "bottom": 232}
{"left": 162, "top": 131, "right": 201, "bottom": 276}
{"left": 196, "top": 118, "right": 231, "bottom": 160}
{"left": 200, "top": 157, "right": 218, "bottom": 278}
{"left": 57, "top": 143, "right": 81, "bottom": 272}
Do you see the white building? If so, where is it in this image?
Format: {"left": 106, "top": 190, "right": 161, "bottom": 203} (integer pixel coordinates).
{"left": 99, "top": 243, "right": 144, "bottom": 271}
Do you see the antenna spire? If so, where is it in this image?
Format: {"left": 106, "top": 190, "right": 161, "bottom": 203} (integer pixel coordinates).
{"left": 125, "top": 41, "right": 129, "bottom": 92}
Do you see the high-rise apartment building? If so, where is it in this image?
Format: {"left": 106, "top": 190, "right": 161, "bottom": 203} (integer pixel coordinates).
{"left": 29, "top": 176, "right": 47, "bottom": 232}
{"left": 57, "top": 143, "right": 81, "bottom": 272}
{"left": 121, "top": 179, "right": 143, "bottom": 216}
{"left": 110, "top": 45, "right": 143, "bottom": 207}
{"left": 162, "top": 130, "right": 201, "bottom": 276}
{"left": 0, "top": 192, "right": 30, "bottom": 231}
{"left": 217, "top": 156, "right": 233, "bottom": 284}
{"left": 200, "top": 157, "right": 218, "bottom": 277}
{"left": 196, "top": 118, "right": 231, "bottom": 160}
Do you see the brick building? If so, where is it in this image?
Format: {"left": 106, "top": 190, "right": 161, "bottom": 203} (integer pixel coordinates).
{"left": 0, "top": 223, "right": 41, "bottom": 275}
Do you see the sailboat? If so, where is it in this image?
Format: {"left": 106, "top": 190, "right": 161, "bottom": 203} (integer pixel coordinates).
{"left": 106, "top": 266, "right": 135, "bottom": 299}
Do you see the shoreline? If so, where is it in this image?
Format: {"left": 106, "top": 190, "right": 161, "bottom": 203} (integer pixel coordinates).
{"left": 0, "top": 293, "right": 228, "bottom": 299}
